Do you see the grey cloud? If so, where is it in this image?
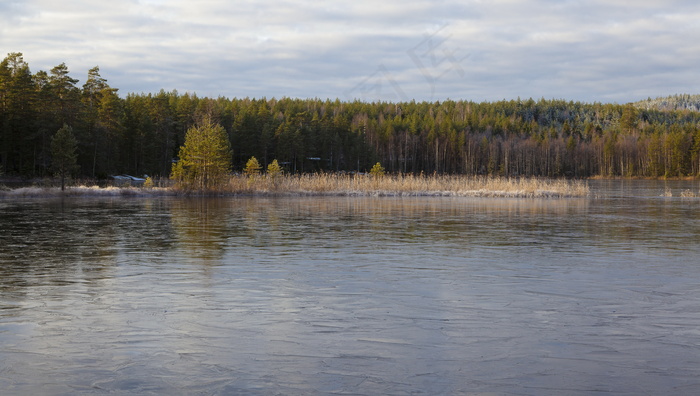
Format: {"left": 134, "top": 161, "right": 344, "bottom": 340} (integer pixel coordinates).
{"left": 3, "top": 0, "right": 700, "bottom": 103}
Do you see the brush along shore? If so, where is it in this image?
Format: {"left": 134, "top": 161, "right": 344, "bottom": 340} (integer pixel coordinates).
{"left": 1, "top": 174, "right": 589, "bottom": 198}
{"left": 225, "top": 174, "right": 589, "bottom": 198}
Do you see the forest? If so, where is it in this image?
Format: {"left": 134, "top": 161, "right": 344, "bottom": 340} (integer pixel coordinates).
{"left": 2, "top": 52, "right": 700, "bottom": 180}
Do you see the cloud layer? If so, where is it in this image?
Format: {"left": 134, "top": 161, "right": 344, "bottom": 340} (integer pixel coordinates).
{"left": 2, "top": 0, "right": 699, "bottom": 103}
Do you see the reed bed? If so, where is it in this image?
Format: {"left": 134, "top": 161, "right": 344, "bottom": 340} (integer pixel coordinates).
{"left": 0, "top": 175, "right": 589, "bottom": 198}
{"left": 225, "top": 173, "right": 589, "bottom": 198}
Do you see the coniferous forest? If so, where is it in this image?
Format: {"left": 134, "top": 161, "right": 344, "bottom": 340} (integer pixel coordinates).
{"left": 3, "top": 53, "right": 700, "bottom": 180}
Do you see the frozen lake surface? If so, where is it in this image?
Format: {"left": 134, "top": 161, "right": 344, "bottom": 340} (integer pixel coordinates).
{"left": 1, "top": 180, "right": 700, "bottom": 395}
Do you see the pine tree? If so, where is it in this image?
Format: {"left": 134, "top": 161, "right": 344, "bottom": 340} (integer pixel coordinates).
{"left": 244, "top": 156, "right": 262, "bottom": 177}
{"left": 370, "top": 162, "right": 385, "bottom": 177}
{"left": 266, "top": 159, "right": 282, "bottom": 178}
{"left": 171, "top": 119, "right": 232, "bottom": 191}
{"left": 51, "top": 124, "right": 79, "bottom": 191}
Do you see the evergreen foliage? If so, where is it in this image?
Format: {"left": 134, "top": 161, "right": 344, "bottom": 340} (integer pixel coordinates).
{"left": 4, "top": 53, "right": 700, "bottom": 180}
{"left": 267, "top": 159, "right": 282, "bottom": 178}
{"left": 244, "top": 156, "right": 262, "bottom": 177}
{"left": 634, "top": 94, "right": 700, "bottom": 112}
{"left": 51, "top": 124, "right": 79, "bottom": 190}
{"left": 143, "top": 176, "right": 154, "bottom": 188}
{"left": 170, "top": 119, "right": 232, "bottom": 191}
{"left": 370, "top": 162, "right": 385, "bottom": 177}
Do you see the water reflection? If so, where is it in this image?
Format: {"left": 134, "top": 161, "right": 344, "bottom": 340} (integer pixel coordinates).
{"left": 1, "top": 186, "right": 700, "bottom": 395}
{"left": 170, "top": 198, "right": 233, "bottom": 264}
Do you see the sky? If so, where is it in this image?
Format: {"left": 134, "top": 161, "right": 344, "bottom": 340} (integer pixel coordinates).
{"left": 2, "top": 0, "right": 699, "bottom": 103}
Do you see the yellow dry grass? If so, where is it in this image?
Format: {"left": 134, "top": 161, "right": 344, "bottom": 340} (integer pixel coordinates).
{"left": 225, "top": 173, "right": 589, "bottom": 198}
{"left": 0, "top": 175, "right": 589, "bottom": 198}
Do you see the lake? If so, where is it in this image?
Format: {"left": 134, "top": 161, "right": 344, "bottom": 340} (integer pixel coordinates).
{"left": 1, "top": 180, "right": 699, "bottom": 395}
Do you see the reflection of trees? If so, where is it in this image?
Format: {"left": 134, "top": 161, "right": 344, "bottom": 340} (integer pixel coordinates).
{"left": 240, "top": 198, "right": 285, "bottom": 246}
{"left": 588, "top": 197, "right": 700, "bottom": 252}
{"left": 88, "top": 192, "right": 700, "bottom": 256}
{"left": 0, "top": 199, "right": 120, "bottom": 303}
{"left": 211, "top": 196, "right": 592, "bottom": 251}
{"left": 277, "top": 196, "right": 590, "bottom": 247}
{"left": 582, "top": 180, "right": 700, "bottom": 251}
{"left": 170, "top": 198, "right": 235, "bottom": 264}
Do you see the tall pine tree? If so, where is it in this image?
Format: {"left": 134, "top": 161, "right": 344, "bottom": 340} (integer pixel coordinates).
{"left": 171, "top": 119, "right": 232, "bottom": 191}
{"left": 51, "top": 124, "right": 79, "bottom": 190}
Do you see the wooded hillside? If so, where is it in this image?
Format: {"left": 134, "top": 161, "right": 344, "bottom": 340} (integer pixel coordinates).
{"left": 3, "top": 53, "right": 700, "bottom": 179}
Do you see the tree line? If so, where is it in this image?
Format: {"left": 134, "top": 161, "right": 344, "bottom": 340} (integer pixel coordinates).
{"left": 3, "top": 52, "right": 700, "bottom": 180}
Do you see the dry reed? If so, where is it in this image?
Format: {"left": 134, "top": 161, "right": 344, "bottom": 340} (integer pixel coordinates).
{"left": 225, "top": 173, "right": 589, "bottom": 198}
{"left": 0, "top": 175, "right": 589, "bottom": 198}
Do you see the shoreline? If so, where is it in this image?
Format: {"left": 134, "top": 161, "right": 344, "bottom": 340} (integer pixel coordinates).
{"left": 0, "top": 175, "right": 590, "bottom": 199}
{"left": 0, "top": 189, "right": 588, "bottom": 199}
{"left": 587, "top": 175, "right": 700, "bottom": 181}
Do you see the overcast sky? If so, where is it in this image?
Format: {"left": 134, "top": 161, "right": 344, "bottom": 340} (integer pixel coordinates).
{"left": 2, "top": 0, "right": 699, "bottom": 103}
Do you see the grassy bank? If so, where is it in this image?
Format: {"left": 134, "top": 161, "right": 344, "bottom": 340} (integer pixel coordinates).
{"left": 0, "top": 184, "right": 175, "bottom": 198}
{"left": 217, "top": 174, "right": 588, "bottom": 198}
{"left": 0, "top": 174, "right": 589, "bottom": 198}
{"left": 588, "top": 175, "right": 700, "bottom": 181}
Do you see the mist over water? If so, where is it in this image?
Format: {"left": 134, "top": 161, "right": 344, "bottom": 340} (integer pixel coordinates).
{"left": 1, "top": 180, "right": 700, "bottom": 395}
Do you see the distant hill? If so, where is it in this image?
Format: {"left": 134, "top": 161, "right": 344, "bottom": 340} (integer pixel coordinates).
{"left": 633, "top": 94, "right": 700, "bottom": 112}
